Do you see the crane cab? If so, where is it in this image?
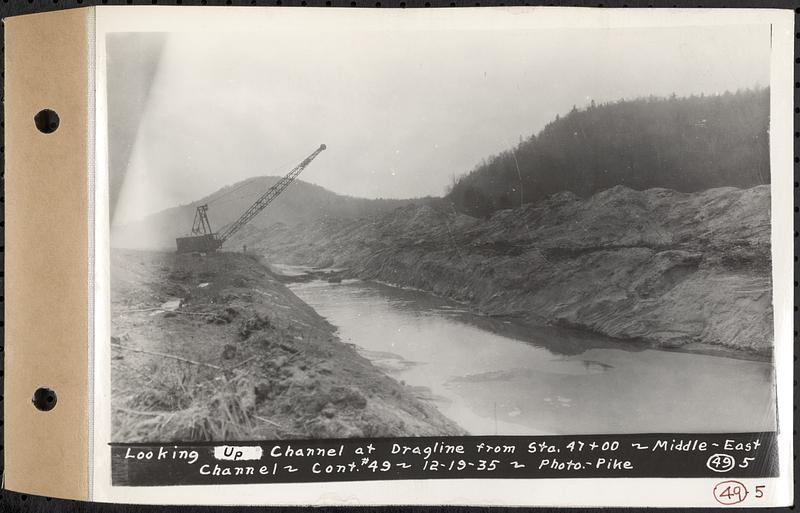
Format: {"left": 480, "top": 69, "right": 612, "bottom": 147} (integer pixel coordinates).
{"left": 176, "top": 203, "right": 223, "bottom": 254}
{"left": 175, "top": 233, "right": 223, "bottom": 254}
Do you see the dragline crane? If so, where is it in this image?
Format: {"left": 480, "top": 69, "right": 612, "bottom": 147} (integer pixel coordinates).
{"left": 175, "top": 144, "right": 327, "bottom": 253}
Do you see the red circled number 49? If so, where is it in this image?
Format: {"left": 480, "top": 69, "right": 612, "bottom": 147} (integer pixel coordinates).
{"left": 713, "top": 481, "right": 766, "bottom": 505}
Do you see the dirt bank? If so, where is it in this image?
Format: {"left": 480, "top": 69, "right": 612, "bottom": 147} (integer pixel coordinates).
{"left": 242, "top": 185, "right": 773, "bottom": 358}
{"left": 111, "top": 249, "right": 464, "bottom": 442}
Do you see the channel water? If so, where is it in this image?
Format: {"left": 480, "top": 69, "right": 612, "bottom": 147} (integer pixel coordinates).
{"left": 288, "top": 279, "right": 775, "bottom": 435}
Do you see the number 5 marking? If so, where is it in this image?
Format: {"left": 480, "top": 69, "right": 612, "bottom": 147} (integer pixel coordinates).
{"left": 738, "top": 457, "right": 755, "bottom": 469}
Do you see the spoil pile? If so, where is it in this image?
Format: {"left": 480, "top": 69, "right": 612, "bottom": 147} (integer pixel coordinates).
{"left": 249, "top": 185, "right": 773, "bottom": 357}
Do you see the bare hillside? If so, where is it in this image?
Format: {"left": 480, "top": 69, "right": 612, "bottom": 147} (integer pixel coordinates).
{"left": 112, "top": 177, "right": 420, "bottom": 250}
{"left": 243, "top": 185, "right": 773, "bottom": 357}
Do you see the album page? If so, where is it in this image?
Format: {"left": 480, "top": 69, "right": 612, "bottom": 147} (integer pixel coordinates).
{"left": 84, "top": 6, "right": 793, "bottom": 506}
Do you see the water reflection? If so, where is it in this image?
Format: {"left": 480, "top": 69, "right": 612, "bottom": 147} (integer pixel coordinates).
{"left": 290, "top": 279, "right": 776, "bottom": 435}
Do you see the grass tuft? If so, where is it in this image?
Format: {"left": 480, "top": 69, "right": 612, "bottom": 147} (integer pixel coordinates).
{"left": 115, "top": 361, "right": 261, "bottom": 442}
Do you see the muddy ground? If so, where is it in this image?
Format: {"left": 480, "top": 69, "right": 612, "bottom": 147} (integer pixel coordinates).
{"left": 110, "top": 249, "right": 464, "bottom": 442}
{"left": 243, "top": 185, "right": 773, "bottom": 358}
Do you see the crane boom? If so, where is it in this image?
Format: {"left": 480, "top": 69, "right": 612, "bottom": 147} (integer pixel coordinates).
{"left": 175, "top": 144, "right": 326, "bottom": 253}
{"left": 217, "top": 144, "right": 326, "bottom": 243}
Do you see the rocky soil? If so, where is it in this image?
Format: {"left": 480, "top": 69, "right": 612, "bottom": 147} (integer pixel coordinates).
{"left": 111, "top": 250, "right": 464, "bottom": 442}
{"left": 241, "top": 185, "right": 773, "bottom": 357}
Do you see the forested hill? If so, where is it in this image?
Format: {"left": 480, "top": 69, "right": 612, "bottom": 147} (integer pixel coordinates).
{"left": 447, "top": 88, "right": 769, "bottom": 217}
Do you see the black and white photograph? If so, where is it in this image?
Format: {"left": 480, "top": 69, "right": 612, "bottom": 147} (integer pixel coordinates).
{"left": 104, "top": 8, "right": 784, "bottom": 454}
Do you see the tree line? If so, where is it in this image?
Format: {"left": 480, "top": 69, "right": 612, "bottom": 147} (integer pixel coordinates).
{"left": 447, "top": 88, "right": 769, "bottom": 217}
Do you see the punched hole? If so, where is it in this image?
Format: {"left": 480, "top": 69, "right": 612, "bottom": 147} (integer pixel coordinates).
{"left": 34, "top": 109, "right": 59, "bottom": 134}
{"left": 32, "top": 387, "right": 57, "bottom": 412}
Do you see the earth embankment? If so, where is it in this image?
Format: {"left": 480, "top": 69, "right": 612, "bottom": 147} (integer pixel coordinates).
{"left": 111, "top": 250, "right": 464, "bottom": 442}
{"left": 245, "top": 185, "right": 773, "bottom": 357}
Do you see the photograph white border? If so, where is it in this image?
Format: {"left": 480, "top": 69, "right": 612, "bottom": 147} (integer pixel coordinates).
{"left": 90, "top": 6, "right": 794, "bottom": 506}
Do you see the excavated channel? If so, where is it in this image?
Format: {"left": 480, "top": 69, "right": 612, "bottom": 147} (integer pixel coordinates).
{"left": 287, "top": 277, "right": 776, "bottom": 435}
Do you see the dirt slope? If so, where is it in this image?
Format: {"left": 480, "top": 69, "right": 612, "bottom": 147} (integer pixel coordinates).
{"left": 244, "top": 185, "right": 773, "bottom": 357}
{"left": 111, "top": 250, "right": 463, "bottom": 442}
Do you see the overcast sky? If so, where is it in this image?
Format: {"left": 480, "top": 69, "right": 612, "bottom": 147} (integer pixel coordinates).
{"left": 111, "top": 22, "right": 770, "bottom": 225}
